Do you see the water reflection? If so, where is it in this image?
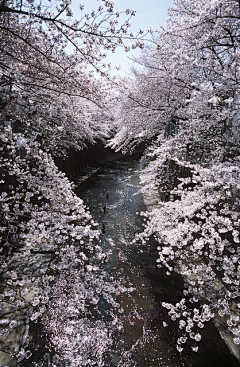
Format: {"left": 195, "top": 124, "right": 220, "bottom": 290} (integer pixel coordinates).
{"left": 76, "top": 155, "right": 240, "bottom": 367}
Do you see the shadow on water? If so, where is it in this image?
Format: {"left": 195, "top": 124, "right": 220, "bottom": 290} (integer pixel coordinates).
{"left": 76, "top": 155, "right": 240, "bottom": 367}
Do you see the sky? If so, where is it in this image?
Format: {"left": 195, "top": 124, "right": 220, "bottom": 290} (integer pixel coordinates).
{"left": 72, "top": 0, "right": 174, "bottom": 76}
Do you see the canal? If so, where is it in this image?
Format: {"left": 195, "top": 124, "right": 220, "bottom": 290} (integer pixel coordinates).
{"left": 11, "top": 154, "right": 240, "bottom": 366}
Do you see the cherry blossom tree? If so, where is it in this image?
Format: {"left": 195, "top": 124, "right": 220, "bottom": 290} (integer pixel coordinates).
{"left": 0, "top": 0, "right": 147, "bottom": 364}
{"left": 111, "top": 0, "right": 240, "bottom": 356}
{"left": 0, "top": 0, "right": 148, "bottom": 153}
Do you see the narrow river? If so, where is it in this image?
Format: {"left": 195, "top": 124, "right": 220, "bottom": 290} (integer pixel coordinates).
{"left": 11, "top": 154, "right": 239, "bottom": 366}
{"left": 75, "top": 155, "right": 240, "bottom": 367}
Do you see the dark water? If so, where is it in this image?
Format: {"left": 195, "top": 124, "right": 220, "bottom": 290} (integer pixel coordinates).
{"left": 75, "top": 155, "right": 240, "bottom": 367}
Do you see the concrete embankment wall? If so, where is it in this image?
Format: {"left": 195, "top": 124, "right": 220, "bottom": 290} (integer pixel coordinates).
{"left": 54, "top": 140, "right": 145, "bottom": 184}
